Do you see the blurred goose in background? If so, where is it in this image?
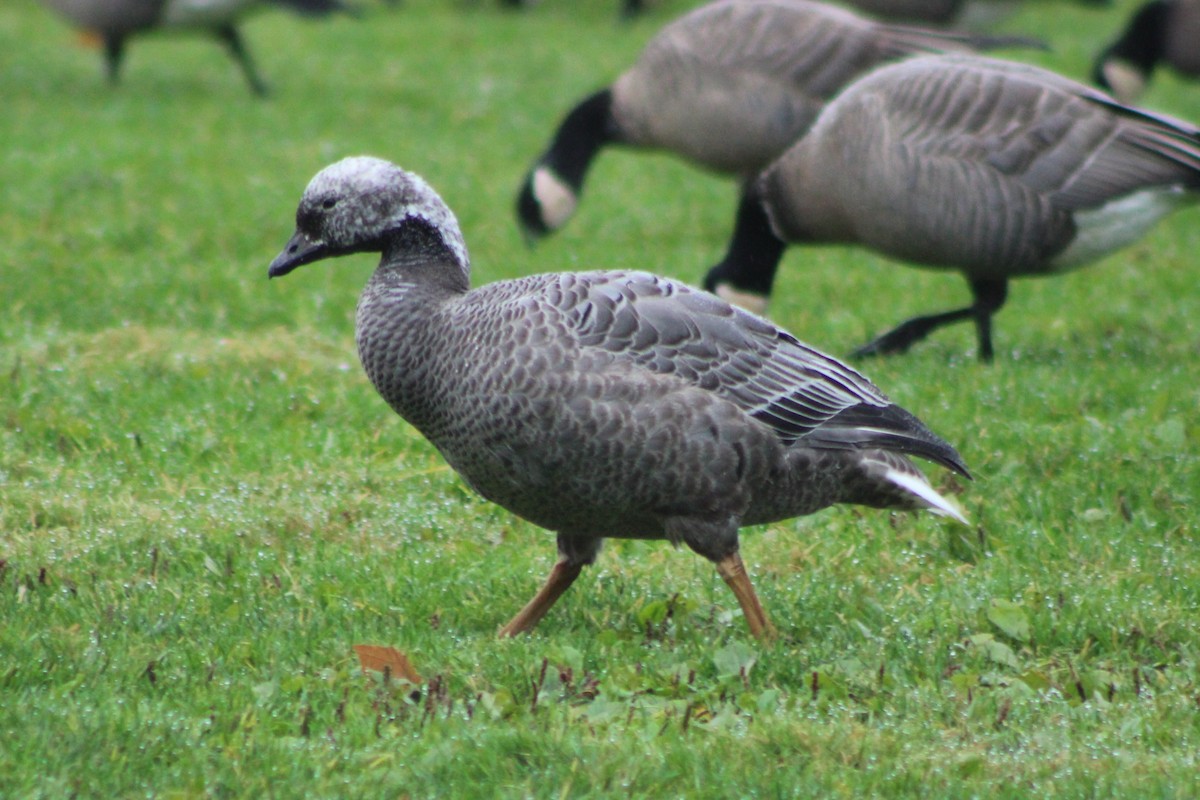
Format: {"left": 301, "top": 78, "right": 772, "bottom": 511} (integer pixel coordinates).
{"left": 39, "top": 0, "right": 350, "bottom": 95}
{"left": 839, "top": 0, "right": 1111, "bottom": 29}
{"left": 839, "top": 0, "right": 1012, "bottom": 26}
{"left": 705, "top": 53, "right": 1200, "bottom": 361}
{"left": 269, "top": 156, "right": 970, "bottom": 639}
{"left": 515, "top": 0, "right": 1040, "bottom": 256}
{"left": 504, "top": 0, "right": 648, "bottom": 18}
{"left": 1093, "top": 0, "right": 1200, "bottom": 102}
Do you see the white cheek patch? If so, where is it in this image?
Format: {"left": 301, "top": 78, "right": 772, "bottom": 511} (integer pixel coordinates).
{"left": 532, "top": 167, "right": 578, "bottom": 231}
{"left": 1101, "top": 60, "right": 1148, "bottom": 104}
{"left": 1053, "top": 187, "right": 1191, "bottom": 270}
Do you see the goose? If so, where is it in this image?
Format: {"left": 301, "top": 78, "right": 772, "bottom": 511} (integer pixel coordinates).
{"left": 515, "top": 0, "right": 1039, "bottom": 253}
{"left": 39, "top": 0, "right": 349, "bottom": 95}
{"left": 839, "top": 0, "right": 1111, "bottom": 29}
{"left": 704, "top": 53, "right": 1200, "bottom": 361}
{"left": 269, "top": 156, "right": 970, "bottom": 639}
{"left": 840, "top": 0, "right": 1003, "bottom": 26}
{"left": 1093, "top": 0, "right": 1200, "bottom": 102}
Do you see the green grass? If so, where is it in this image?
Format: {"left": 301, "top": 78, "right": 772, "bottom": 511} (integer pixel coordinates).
{"left": 3, "top": 0, "right": 1199, "bottom": 796}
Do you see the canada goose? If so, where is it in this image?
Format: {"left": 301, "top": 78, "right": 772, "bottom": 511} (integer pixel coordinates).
{"left": 704, "top": 53, "right": 1200, "bottom": 361}
{"left": 269, "top": 156, "right": 969, "bottom": 639}
{"left": 1093, "top": 0, "right": 1200, "bottom": 102}
{"left": 840, "top": 0, "right": 1000, "bottom": 26}
{"left": 502, "top": 0, "right": 648, "bottom": 18}
{"left": 39, "top": 0, "right": 349, "bottom": 95}
{"left": 515, "top": 0, "right": 1039, "bottom": 247}
{"left": 839, "top": 0, "right": 1111, "bottom": 29}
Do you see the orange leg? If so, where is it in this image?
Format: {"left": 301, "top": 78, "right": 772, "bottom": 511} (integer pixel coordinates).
{"left": 715, "top": 551, "right": 776, "bottom": 641}
{"left": 497, "top": 557, "right": 585, "bottom": 638}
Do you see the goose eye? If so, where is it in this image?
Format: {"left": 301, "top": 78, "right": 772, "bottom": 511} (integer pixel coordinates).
{"left": 321, "top": 198, "right": 338, "bottom": 210}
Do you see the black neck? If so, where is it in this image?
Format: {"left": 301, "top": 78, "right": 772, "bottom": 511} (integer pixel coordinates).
{"left": 1098, "top": 0, "right": 1170, "bottom": 78}
{"left": 704, "top": 190, "right": 787, "bottom": 297}
{"left": 540, "top": 88, "right": 617, "bottom": 190}
{"left": 378, "top": 216, "right": 469, "bottom": 294}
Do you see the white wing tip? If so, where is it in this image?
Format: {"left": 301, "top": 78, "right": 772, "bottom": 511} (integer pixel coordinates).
{"left": 885, "top": 467, "right": 969, "bottom": 525}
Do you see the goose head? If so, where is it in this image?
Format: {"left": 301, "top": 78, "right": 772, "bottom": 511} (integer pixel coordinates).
{"left": 1091, "top": 0, "right": 1169, "bottom": 103}
{"left": 515, "top": 166, "right": 578, "bottom": 245}
{"left": 268, "top": 156, "right": 469, "bottom": 279}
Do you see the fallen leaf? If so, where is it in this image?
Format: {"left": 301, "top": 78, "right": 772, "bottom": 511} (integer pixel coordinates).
{"left": 986, "top": 599, "right": 1032, "bottom": 643}
{"left": 712, "top": 641, "right": 757, "bottom": 678}
{"left": 966, "top": 633, "right": 1020, "bottom": 669}
{"left": 353, "top": 645, "right": 423, "bottom": 683}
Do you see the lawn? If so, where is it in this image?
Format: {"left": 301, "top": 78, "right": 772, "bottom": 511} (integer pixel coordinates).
{"left": 2, "top": 0, "right": 1198, "bottom": 796}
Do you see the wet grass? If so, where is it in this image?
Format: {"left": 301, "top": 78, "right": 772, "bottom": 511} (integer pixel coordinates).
{"left": 2, "top": 0, "right": 1199, "bottom": 796}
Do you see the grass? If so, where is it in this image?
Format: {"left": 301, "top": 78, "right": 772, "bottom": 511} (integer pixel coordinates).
{"left": 2, "top": 0, "right": 1199, "bottom": 796}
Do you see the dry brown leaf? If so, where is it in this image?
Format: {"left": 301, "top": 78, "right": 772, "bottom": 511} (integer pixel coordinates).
{"left": 352, "top": 644, "right": 423, "bottom": 684}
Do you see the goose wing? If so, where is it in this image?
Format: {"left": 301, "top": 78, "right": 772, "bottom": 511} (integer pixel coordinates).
{"left": 877, "top": 55, "right": 1200, "bottom": 207}
{"left": 547, "top": 270, "right": 968, "bottom": 475}
{"left": 655, "top": 0, "right": 1035, "bottom": 96}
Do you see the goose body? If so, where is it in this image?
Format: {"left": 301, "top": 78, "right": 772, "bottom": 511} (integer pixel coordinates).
{"left": 270, "top": 156, "right": 969, "bottom": 639}
{"left": 39, "top": 0, "right": 347, "bottom": 94}
{"left": 840, "top": 0, "right": 1110, "bottom": 29}
{"left": 1094, "top": 0, "right": 1200, "bottom": 102}
{"left": 706, "top": 53, "right": 1200, "bottom": 360}
{"left": 840, "top": 0, "right": 1014, "bottom": 27}
{"left": 516, "top": 0, "right": 1037, "bottom": 241}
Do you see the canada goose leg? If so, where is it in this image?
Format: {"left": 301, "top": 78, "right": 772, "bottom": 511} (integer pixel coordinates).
{"left": 214, "top": 24, "right": 268, "bottom": 96}
{"left": 714, "top": 552, "right": 776, "bottom": 641}
{"left": 102, "top": 36, "right": 125, "bottom": 84}
{"left": 969, "top": 278, "right": 1008, "bottom": 363}
{"left": 621, "top": 0, "right": 645, "bottom": 19}
{"left": 852, "top": 277, "right": 1009, "bottom": 360}
{"left": 497, "top": 534, "right": 599, "bottom": 638}
{"left": 852, "top": 307, "right": 975, "bottom": 358}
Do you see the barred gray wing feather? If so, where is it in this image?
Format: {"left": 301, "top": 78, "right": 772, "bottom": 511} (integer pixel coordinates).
{"left": 880, "top": 55, "right": 1200, "bottom": 207}
{"left": 557, "top": 271, "right": 968, "bottom": 475}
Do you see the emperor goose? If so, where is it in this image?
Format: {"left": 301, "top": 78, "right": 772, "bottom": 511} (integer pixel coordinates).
{"left": 39, "top": 0, "right": 348, "bottom": 95}
{"left": 705, "top": 53, "right": 1200, "bottom": 361}
{"left": 515, "top": 0, "right": 1038, "bottom": 253}
{"left": 269, "top": 156, "right": 970, "bottom": 639}
{"left": 1093, "top": 0, "right": 1200, "bottom": 102}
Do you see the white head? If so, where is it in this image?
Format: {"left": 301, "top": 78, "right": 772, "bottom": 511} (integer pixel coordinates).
{"left": 268, "top": 156, "right": 469, "bottom": 278}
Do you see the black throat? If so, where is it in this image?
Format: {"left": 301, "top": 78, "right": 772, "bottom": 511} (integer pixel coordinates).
{"left": 704, "top": 190, "right": 788, "bottom": 297}
{"left": 539, "top": 88, "right": 618, "bottom": 191}
{"left": 378, "top": 216, "right": 469, "bottom": 294}
{"left": 1097, "top": 0, "right": 1170, "bottom": 80}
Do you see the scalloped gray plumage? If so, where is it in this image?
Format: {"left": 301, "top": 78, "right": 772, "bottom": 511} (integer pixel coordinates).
{"left": 269, "top": 156, "right": 970, "bottom": 639}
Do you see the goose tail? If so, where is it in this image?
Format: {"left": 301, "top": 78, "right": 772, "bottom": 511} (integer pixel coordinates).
{"left": 883, "top": 464, "right": 969, "bottom": 525}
